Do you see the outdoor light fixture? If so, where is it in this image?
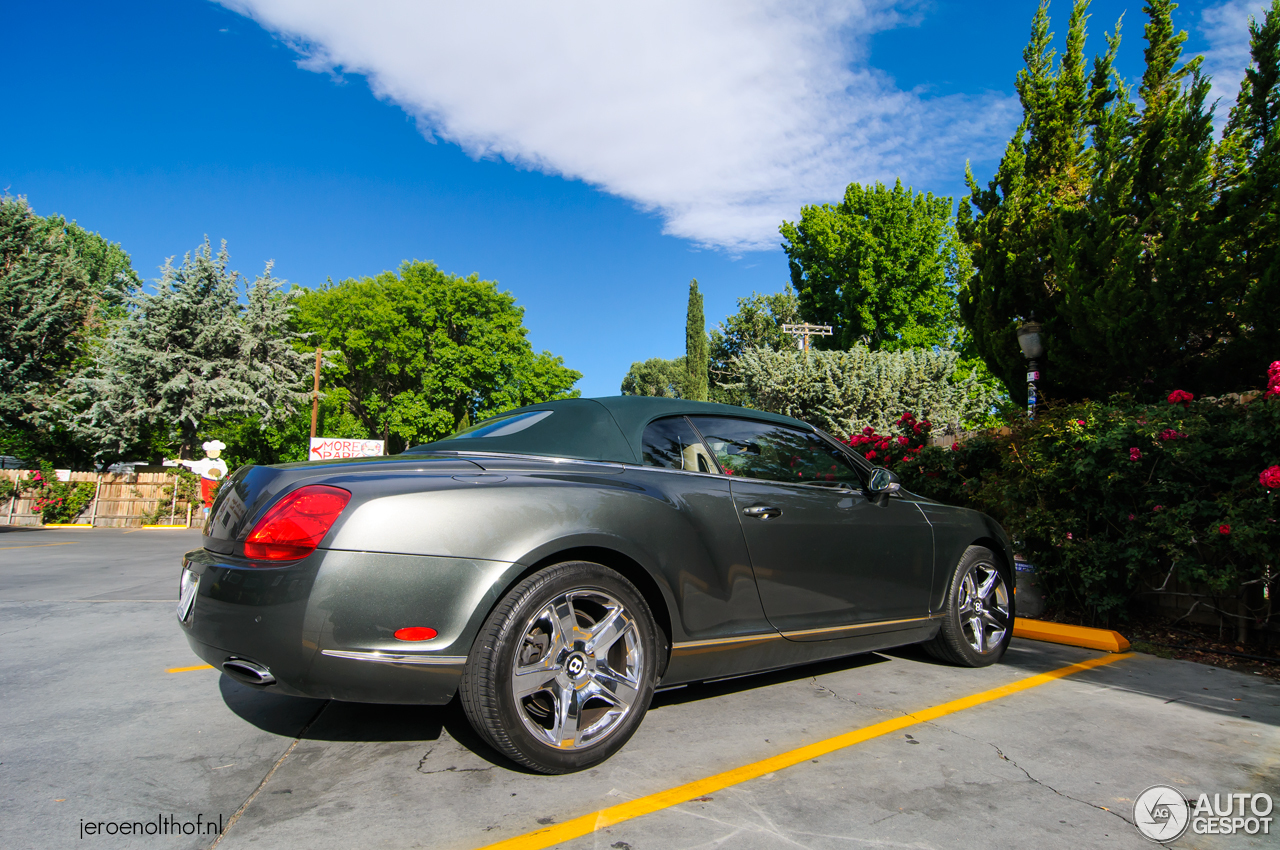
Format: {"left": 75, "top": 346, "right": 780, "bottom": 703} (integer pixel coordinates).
{"left": 1017, "top": 314, "right": 1044, "bottom": 419}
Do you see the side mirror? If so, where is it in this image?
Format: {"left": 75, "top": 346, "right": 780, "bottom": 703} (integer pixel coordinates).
{"left": 866, "top": 467, "right": 901, "bottom": 499}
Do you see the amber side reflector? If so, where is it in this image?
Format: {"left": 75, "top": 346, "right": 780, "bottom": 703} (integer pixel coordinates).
{"left": 244, "top": 485, "right": 351, "bottom": 561}
{"left": 394, "top": 627, "right": 438, "bottom": 641}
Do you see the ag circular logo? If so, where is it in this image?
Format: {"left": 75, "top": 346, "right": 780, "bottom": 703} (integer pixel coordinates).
{"left": 1134, "top": 785, "right": 1190, "bottom": 843}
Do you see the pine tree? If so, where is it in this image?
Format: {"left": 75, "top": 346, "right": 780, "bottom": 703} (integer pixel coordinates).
{"left": 959, "top": 0, "right": 1246, "bottom": 401}
{"left": 69, "top": 239, "right": 312, "bottom": 463}
{"left": 684, "top": 279, "right": 709, "bottom": 401}
{"left": 1214, "top": 0, "right": 1280, "bottom": 383}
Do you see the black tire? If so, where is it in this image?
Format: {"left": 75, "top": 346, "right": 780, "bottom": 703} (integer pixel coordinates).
{"left": 459, "top": 561, "right": 659, "bottom": 773}
{"left": 924, "top": 546, "right": 1014, "bottom": 667}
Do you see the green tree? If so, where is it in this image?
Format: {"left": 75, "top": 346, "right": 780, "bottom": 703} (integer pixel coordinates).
{"left": 69, "top": 239, "right": 312, "bottom": 463}
{"left": 1214, "top": 0, "right": 1280, "bottom": 381}
{"left": 0, "top": 195, "right": 141, "bottom": 465}
{"left": 708, "top": 288, "right": 800, "bottom": 404}
{"left": 959, "top": 0, "right": 1273, "bottom": 401}
{"left": 294, "top": 261, "right": 580, "bottom": 450}
{"left": 620, "top": 356, "right": 687, "bottom": 397}
{"left": 780, "top": 180, "right": 962, "bottom": 352}
{"left": 684, "top": 279, "right": 709, "bottom": 401}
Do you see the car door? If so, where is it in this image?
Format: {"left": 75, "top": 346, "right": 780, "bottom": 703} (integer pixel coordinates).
{"left": 687, "top": 415, "right": 934, "bottom": 640}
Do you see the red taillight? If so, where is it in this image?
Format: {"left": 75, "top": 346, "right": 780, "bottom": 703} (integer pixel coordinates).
{"left": 394, "top": 627, "right": 438, "bottom": 641}
{"left": 244, "top": 485, "right": 351, "bottom": 561}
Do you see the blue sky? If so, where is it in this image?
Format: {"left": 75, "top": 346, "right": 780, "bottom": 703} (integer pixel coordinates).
{"left": 2, "top": 1, "right": 1268, "bottom": 397}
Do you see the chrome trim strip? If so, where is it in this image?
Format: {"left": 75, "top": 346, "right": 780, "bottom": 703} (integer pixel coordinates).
{"left": 780, "top": 615, "right": 940, "bottom": 639}
{"left": 320, "top": 650, "right": 468, "bottom": 666}
{"left": 671, "top": 633, "right": 782, "bottom": 650}
{"left": 406, "top": 450, "right": 625, "bottom": 470}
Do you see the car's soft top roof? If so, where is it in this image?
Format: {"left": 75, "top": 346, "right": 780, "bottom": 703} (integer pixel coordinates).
{"left": 408, "top": 396, "right": 815, "bottom": 464}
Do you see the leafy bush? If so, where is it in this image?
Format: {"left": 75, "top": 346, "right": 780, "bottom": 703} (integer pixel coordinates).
{"left": 723, "top": 345, "right": 1001, "bottom": 436}
{"left": 28, "top": 463, "right": 96, "bottom": 524}
{"left": 140, "top": 468, "right": 201, "bottom": 526}
{"left": 872, "top": 377, "right": 1280, "bottom": 629}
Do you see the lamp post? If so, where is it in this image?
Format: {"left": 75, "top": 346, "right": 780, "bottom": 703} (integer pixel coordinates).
{"left": 1016, "top": 315, "right": 1044, "bottom": 419}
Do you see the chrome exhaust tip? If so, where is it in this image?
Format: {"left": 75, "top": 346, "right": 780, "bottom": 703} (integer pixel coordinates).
{"left": 222, "top": 658, "right": 276, "bottom": 686}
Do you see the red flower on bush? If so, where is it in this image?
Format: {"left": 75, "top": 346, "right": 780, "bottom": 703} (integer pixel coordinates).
{"left": 862, "top": 426, "right": 875, "bottom": 436}
{"left": 1158, "top": 429, "right": 1186, "bottom": 441}
{"left": 897, "top": 436, "right": 909, "bottom": 446}
{"left": 1153, "top": 505, "right": 1163, "bottom": 512}
{"left": 1129, "top": 447, "right": 1142, "bottom": 462}
{"left": 1168, "top": 389, "right": 1194, "bottom": 405}
{"left": 1219, "top": 524, "right": 1231, "bottom": 535}
{"left": 865, "top": 450, "right": 877, "bottom": 460}
{"left": 1261, "top": 466, "right": 1280, "bottom": 489}
{"left": 950, "top": 443, "right": 960, "bottom": 451}
{"left": 1266, "top": 361, "right": 1280, "bottom": 397}
{"left": 1128, "top": 513, "right": 1135, "bottom": 521}
{"left": 1076, "top": 419, "right": 1085, "bottom": 426}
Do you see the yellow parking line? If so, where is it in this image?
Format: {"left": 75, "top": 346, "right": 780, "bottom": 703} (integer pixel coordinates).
{"left": 475, "top": 652, "right": 1133, "bottom": 850}
{"left": 0, "top": 542, "right": 80, "bottom": 550}
{"left": 166, "top": 664, "right": 215, "bottom": 673}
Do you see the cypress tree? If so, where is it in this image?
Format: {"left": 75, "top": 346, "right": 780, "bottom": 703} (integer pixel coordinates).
{"left": 959, "top": 0, "right": 1255, "bottom": 401}
{"left": 684, "top": 279, "right": 709, "bottom": 402}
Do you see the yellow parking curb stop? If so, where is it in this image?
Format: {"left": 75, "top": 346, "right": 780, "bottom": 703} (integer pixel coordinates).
{"left": 1013, "top": 618, "right": 1130, "bottom": 652}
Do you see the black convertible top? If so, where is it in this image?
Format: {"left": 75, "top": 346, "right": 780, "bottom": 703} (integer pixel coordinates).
{"left": 409, "top": 397, "right": 813, "bottom": 464}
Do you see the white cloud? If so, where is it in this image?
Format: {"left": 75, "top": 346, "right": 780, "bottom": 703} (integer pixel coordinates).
{"left": 219, "top": 1, "right": 1018, "bottom": 251}
{"left": 1200, "top": 1, "right": 1272, "bottom": 123}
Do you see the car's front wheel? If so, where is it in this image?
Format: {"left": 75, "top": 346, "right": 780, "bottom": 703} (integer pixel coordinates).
{"left": 923, "top": 546, "right": 1013, "bottom": 667}
{"left": 459, "top": 561, "right": 658, "bottom": 773}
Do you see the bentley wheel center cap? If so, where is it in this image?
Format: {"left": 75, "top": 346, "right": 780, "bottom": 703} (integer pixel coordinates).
{"left": 566, "top": 654, "right": 586, "bottom": 677}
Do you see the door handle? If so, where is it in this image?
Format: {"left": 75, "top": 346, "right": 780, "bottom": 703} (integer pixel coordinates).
{"left": 743, "top": 505, "right": 782, "bottom": 519}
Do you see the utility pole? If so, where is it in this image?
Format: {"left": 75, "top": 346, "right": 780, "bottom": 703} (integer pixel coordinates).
{"left": 782, "top": 322, "right": 833, "bottom": 351}
{"left": 309, "top": 347, "right": 322, "bottom": 441}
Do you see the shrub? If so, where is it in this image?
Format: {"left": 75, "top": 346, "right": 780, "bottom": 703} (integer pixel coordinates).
{"left": 29, "top": 463, "right": 96, "bottom": 524}
{"left": 880, "top": 377, "right": 1280, "bottom": 629}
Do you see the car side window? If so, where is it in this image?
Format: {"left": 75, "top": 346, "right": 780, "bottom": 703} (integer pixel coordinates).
{"left": 640, "top": 416, "right": 720, "bottom": 474}
{"left": 686, "top": 416, "right": 863, "bottom": 487}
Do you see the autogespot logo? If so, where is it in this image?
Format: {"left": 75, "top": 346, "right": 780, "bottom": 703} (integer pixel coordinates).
{"left": 1134, "top": 785, "right": 1275, "bottom": 842}
{"left": 1134, "top": 785, "right": 1190, "bottom": 843}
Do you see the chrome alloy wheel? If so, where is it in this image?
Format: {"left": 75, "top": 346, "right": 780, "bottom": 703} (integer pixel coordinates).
{"left": 957, "top": 562, "right": 1011, "bottom": 654}
{"left": 509, "top": 590, "right": 644, "bottom": 750}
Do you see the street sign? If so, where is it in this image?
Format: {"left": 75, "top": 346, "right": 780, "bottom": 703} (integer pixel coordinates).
{"left": 309, "top": 438, "right": 385, "bottom": 461}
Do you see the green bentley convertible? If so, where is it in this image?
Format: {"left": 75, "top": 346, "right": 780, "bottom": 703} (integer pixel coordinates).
{"left": 178, "top": 396, "right": 1015, "bottom": 773}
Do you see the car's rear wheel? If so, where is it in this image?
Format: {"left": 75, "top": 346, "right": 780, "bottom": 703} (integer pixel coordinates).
{"left": 923, "top": 546, "right": 1013, "bottom": 667}
{"left": 459, "top": 561, "right": 658, "bottom": 773}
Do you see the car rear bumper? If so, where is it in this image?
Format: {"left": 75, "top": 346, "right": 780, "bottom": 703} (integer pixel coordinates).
{"left": 178, "top": 547, "right": 521, "bottom": 705}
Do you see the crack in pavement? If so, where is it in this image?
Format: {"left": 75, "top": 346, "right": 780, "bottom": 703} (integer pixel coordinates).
{"left": 810, "top": 678, "right": 905, "bottom": 717}
{"left": 415, "top": 745, "right": 492, "bottom": 775}
{"left": 932, "top": 722, "right": 1132, "bottom": 826}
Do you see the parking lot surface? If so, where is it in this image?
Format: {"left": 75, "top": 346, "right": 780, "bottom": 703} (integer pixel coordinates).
{"left": 2, "top": 526, "right": 1277, "bottom": 849}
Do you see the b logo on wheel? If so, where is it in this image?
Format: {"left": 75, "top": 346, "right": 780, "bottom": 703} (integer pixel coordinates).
{"left": 1134, "top": 785, "right": 1190, "bottom": 843}
{"left": 566, "top": 655, "right": 585, "bottom": 676}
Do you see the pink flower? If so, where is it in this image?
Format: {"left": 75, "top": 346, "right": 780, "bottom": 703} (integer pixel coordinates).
{"left": 1153, "top": 505, "right": 1163, "bottom": 512}
{"left": 950, "top": 443, "right": 960, "bottom": 451}
{"left": 1066, "top": 533, "right": 1073, "bottom": 540}
{"left": 1168, "top": 389, "right": 1194, "bottom": 405}
{"left": 865, "top": 450, "right": 877, "bottom": 460}
{"left": 1076, "top": 419, "right": 1085, "bottom": 426}
{"left": 1129, "top": 447, "right": 1142, "bottom": 462}
{"left": 1260, "top": 466, "right": 1280, "bottom": 489}
{"left": 1128, "top": 514, "right": 1136, "bottom": 521}
{"left": 1158, "top": 429, "right": 1185, "bottom": 441}
{"left": 897, "top": 436, "right": 909, "bottom": 446}
{"left": 1219, "top": 524, "right": 1231, "bottom": 535}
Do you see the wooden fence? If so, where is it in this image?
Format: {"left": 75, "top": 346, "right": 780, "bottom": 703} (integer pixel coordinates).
{"left": 1, "top": 469, "right": 200, "bottom": 528}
